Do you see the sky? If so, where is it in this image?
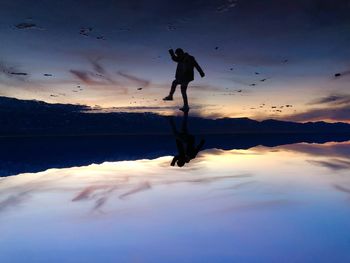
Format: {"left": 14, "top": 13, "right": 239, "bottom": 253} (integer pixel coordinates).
{"left": 0, "top": 0, "right": 350, "bottom": 121}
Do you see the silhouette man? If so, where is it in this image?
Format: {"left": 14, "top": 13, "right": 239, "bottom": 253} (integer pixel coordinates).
{"left": 168, "top": 111, "right": 205, "bottom": 167}
{"left": 163, "top": 48, "right": 205, "bottom": 112}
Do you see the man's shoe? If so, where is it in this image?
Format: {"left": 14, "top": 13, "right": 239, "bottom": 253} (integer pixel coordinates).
{"left": 163, "top": 96, "right": 173, "bottom": 101}
{"left": 179, "top": 106, "right": 190, "bottom": 112}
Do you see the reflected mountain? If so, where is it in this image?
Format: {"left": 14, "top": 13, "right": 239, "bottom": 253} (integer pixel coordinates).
{"left": 1, "top": 132, "right": 350, "bottom": 177}
{"left": 1, "top": 96, "right": 350, "bottom": 176}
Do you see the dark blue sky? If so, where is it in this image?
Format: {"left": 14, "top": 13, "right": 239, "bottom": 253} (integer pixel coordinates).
{"left": 1, "top": 0, "right": 350, "bottom": 121}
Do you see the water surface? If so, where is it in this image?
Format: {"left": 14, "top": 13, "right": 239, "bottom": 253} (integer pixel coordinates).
{"left": 1, "top": 142, "right": 350, "bottom": 262}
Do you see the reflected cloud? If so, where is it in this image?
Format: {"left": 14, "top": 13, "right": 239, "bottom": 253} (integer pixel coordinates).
{"left": 308, "top": 159, "right": 350, "bottom": 171}
{"left": 0, "top": 191, "right": 29, "bottom": 212}
{"left": 280, "top": 142, "right": 350, "bottom": 160}
{"left": 218, "top": 180, "right": 256, "bottom": 191}
{"left": 184, "top": 174, "right": 252, "bottom": 184}
{"left": 94, "top": 197, "right": 107, "bottom": 211}
{"left": 334, "top": 185, "right": 350, "bottom": 195}
{"left": 220, "top": 199, "right": 299, "bottom": 213}
{"left": 119, "top": 182, "right": 152, "bottom": 199}
{"left": 1, "top": 141, "right": 350, "bottom": 218}
{"left": 72, "top": 185, "right": 108, "bottom": 202}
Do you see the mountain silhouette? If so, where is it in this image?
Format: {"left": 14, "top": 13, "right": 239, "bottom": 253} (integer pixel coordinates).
{"left": 1, "top": 96, "right": 350, "bottom": 136}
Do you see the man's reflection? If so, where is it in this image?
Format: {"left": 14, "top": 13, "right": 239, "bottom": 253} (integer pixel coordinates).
{"left": 168, "top": 111, "right": 205, "bottom": 167}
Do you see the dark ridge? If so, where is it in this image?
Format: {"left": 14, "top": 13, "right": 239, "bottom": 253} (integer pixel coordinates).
{"left": 1, "top": 96, "right": 350, "bottom": 137}
{"left": 1, "top": 133, "right": 349, "bottom": 177}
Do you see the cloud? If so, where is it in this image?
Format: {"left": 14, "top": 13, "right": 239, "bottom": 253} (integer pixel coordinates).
{"left": 190, "top": 84, "right": 224, "bottom": 92}
{"left": 70, "top": 57, "right": 118, "bottom": 86}
{"left": 117, "top": 71, "right": 150, "bottom": 88}
{"left": 0, "top": 60, "right": 29, "bottom": 83}
{"left": 286, "top": 93, "right": 350, "bottom": 122}
{"left": 69, "top": 59, "right": 155, "bottom": 96}
{"left": 309, "top": 94, "right": 350, "bottom": 105}
{"left": 285, "top": 105, "right": 350, "bottom": 122}
{"left": 70, "top": 69, "right": 117, "bottom": 86}
{"left": 70, "top": 70, "right": 99, "bottom": 85}
{"left": 90, "top": 58, "right": 106, "bottom": 75}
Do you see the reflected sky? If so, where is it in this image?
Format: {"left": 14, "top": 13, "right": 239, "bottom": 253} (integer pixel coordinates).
{"left": 1, "top": 143, "right": 350, "bottom": 262}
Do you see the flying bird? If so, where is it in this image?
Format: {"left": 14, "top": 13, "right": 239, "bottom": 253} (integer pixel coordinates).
{"left": 333, "top": 70, "right": 350, "bottom": 78}
{"left": 167, "top": 23, "right": 177, "bottom": 31}
{"left": 10, "top": 72, "right": 28, "bottom": 76}
{"left": 217, "top": 0, "right": 238, "bottom": 13}
{"left": 15, "top": 22, "right": 36, "bottom": 29}
{"left": 43, "top": 74, "right": 53, "bottom": 77}
{"left": 79, "top": 27, "right": 93, "bottom": 36}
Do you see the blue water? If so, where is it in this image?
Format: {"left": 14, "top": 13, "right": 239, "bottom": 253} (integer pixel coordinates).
{"left": 1, "top": 142, "right": 350, "bottom": 262}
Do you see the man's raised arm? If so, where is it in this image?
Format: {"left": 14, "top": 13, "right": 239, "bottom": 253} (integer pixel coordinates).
{"left": 194, "top": 59, "right": 205, "bottom": 77}
{"left": 169, "top": 49, "right": 180, "bottom": 62}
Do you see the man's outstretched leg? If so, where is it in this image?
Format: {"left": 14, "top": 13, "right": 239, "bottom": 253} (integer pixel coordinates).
{"left": 179, "top": 83, "right": 189, "bottom": 112}
{"left": 163, "top": 80, "right": 178, "bottom": 101}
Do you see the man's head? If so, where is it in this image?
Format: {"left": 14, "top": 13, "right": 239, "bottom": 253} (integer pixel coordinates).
{"left": 175, "top": 48, "right": 185, "bottom": 58}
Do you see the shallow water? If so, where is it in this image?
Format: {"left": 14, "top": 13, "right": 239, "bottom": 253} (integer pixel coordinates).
{"left": 1, "top": 142, "right": 350, "bottom": 262}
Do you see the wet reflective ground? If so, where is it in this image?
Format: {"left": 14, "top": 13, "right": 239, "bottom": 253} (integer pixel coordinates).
{"left": 1, "top": 142, "right": 350, "bottom": 262}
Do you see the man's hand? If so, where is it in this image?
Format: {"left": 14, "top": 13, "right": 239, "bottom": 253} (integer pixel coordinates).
{"left": 200, "top": 72, "right": 205, "bottom": 78}
{"left": 169, "top": 49, "right": 175, "bottom": 55}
